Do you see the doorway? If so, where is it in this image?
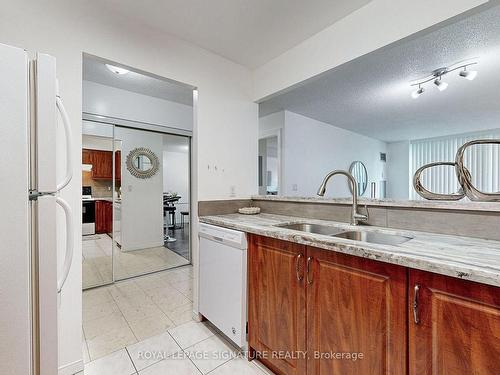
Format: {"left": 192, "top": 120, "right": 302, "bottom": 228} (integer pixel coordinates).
{"left": 113, "top": 125, "right": 191, "bottom": 281}
{"left": 81, "top": 119, "right": 192, "bottom": 288}
{"left": 81, "top": 53, "right": 195, "bottom": 289}
{"left": 258, "top": 132, "right": 281, "bottom": 195}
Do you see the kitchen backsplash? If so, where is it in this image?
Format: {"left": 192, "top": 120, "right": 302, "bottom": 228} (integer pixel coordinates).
{"left": 82, "top": 171, "right": 114, "bottom": 198}
{"left": 198, "top": 198, "right": 500, "bottom": 241}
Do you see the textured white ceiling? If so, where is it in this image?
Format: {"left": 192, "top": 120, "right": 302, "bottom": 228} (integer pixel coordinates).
{"left": 98, "top": 0, "right": 371, "bottom": 68}
{"left": 259, "top": 5, "right": 500, "bottom": 142}
{"left": 83, "top": 56, "right": 193, "bottom": 106}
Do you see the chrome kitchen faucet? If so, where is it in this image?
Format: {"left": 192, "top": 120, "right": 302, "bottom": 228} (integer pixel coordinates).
{"left": 317, "top": 170, "right": 368, "bottom": 226}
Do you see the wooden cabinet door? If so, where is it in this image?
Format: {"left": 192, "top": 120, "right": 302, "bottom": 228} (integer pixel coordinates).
{"left": 105, "top": 202, "right": 113, "bottom": 234}
{"left": 114, "top": 151, "right": 121, "bottom": 181}
{"left": 82, "top": 149, "right": 92, "bottom": 164}
{"left": 409, "top": 270, "right": 500, "bottom": 375}
{"left": 95, "top": 200, "right": 106, "bottom": 234}
{"left": 91, "top": 150, "right": 113, "bottom": 179}
{"left": 248, "top": 235, "right": 307, "bottom": 375}
{"left": 306, "top": 246, "right": 407, "bottom": 375}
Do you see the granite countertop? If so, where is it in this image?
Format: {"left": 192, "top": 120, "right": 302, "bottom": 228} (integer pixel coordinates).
{"left": 252, "top": 195, "right": 500, "bottom": 212}
{"left": 82, "top": 197, "right": 113, "bottom": 202}
{"left": 199, "top": 213, "right": 500, "bottom": 287}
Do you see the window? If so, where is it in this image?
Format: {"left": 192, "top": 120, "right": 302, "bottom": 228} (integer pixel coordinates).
{"left": 410, "top": 130, "right": 500, "bottom": 200}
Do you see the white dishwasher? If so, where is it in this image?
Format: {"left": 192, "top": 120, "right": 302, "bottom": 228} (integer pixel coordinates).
{"left": 199, "top": 223, "right": 247, "bottom": 348}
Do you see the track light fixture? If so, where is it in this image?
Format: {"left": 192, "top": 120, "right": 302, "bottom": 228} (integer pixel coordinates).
{"left": 411, "top": 85, "right": 424, "bottom": 99}
{"left": 459, "top": 66, "right": 478, "bottom": 81}
{"left": 410, "top": 59, "right": 478, "bottom": 99}
{"left": 434, "top": 76, "right": 448, "bottom": 91}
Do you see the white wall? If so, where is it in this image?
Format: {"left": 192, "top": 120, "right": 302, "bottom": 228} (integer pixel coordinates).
{"left": 279, "top": 111, "right": 387, "bottom": 198}
{"left": 82, "top": 134, "right": 113, "bottom": 151}
{"left": 83, "top": 80, "right": 193, "bottom": 131}
{"left": 0, "top": 1, "right": 257, "bottom": 373}
{"left": 82, "top": 120, "right": 114, "bottom": 139}
{"left": 253, "top": 0, "right": 487, "bottom": 100}
{"left": 258, "top": 112, "right": 284, "bottom": 194}
{"left": 259, "top": 110, "right": 284, "bottom": 136}
{"left": 386, "top": 141, "right": 410, "bottom": 199}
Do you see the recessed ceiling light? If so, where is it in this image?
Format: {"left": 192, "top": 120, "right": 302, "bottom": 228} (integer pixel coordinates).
{"left": 106, "top": 64, "right": 129, "bottom": 75}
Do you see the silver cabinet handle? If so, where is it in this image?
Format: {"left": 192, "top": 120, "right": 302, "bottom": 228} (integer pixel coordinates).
{"left": 306, "top": 256, "right": 313, "bottom": 285}
{"left": 413, "top": 285, "right": 420, "bottom": 324}
{"left": 295, "top": 254, "right": 303, "bottom": 282}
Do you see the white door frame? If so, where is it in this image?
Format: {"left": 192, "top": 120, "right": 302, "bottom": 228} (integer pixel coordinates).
{"left": 258, "top": 128, "right": 282, "bottom": 196}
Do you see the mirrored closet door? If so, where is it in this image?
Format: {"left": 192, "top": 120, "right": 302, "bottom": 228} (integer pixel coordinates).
{"left": 82, "top": 122, "right": 114, "bottom": 289}
{"left": 82, "top": 120, "right": 191, "bottom": 289}
{"left": 113, "top": 126, "right": 191, "bottom": 281}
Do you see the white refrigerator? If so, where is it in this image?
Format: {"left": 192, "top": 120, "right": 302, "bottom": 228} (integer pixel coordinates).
{"left": 0, "top": 43, "right": 73, "bottom": 375}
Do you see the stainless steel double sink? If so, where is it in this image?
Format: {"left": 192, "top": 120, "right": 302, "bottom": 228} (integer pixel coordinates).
{"left": 274, "top": 223, "right": 412, "bottom": 246}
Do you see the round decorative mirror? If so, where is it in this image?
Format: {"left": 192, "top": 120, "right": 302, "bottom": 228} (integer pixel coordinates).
{"left": 349, "top": 161, "right": 368, "bottom": 195}
{"left": 133, "top": 154, "right": 153, "bottom": 171}
{"left": 126, "top": 147, "right": 160, "bottom": 179}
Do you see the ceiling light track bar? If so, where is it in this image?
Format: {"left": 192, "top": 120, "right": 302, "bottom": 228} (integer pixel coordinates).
{"left": 410, "top": 61, "right": 478, "bottom": 87}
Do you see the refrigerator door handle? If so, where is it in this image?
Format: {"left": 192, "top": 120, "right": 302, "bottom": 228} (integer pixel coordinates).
{"left": 56, "top": 196, "right": 73, "bottom": 293}
{"left": 55, "top": 93, "right": 73, "bottom": 192}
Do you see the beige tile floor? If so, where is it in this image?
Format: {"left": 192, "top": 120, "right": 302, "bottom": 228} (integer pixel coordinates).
{"left": 83, "top": 266, "right": 194, "bottom": 361}
{"left": 81, "top": 266, "right": 271, "bottom": 374}
{"left": 80, "top": 323, "right": 272, "bottom": 374}
{"left": 83, "top": 234, "right": 190, "bottom": 289}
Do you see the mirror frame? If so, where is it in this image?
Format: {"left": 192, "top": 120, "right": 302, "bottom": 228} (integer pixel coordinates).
{"left": 126, "top": 147, "right": 160, "bottom": 179}
{"left": 349, "top": 160, "right": 368, "bottom": 195}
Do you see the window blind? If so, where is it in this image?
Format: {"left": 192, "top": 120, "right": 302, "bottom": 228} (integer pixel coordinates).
{"left": 410, "top": 129, "right": 500, "bottom": 200}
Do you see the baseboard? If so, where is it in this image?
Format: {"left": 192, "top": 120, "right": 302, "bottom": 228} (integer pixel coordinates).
{"left": 192, "top": 309, "right": 203, "bottom": 322}
{"left": 58, "top": 359, "right": 83, "bottom": 375}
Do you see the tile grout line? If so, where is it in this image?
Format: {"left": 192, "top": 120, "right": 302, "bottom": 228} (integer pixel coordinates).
{"left": 168, "top": 331, "right": 203, "bottom": 375}
{"left": 83, "top": 266, "right": 195, "bottom": 365}
{"left": 168, "top": 278, "right": 195, "bottom": 302}
{"left": 181, "top": 348, "right": 204, "bottom": 375}
{"left": 83, "top": 290, "right": 119, "bottom": 361}
{"left": 183, "top": 333, "right": 235, "bottom": 375}
{"left": 129, "top": 330, "right": 185, "bottom": 374}
{"left": 106, "top": 284, "right": 142, "bottom": 345}
{"left": 125, "top": 347, "right": 139, "bottom": 374}
{"left": 133, "top": 278, "right": 180, "bottom": 328}
{"left": 82, "top": 327, "right": 92, "bottom": 364}
{"left": 135, "top": 271, "right": 194, "bottom": 324}
{"left": 205, "top": 358, "right": 235, "bottom": 375}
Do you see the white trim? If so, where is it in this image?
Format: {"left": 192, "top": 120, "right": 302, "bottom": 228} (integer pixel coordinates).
{"left": 83, "top": 112, "right": 193, "bottom": 137}
{"left": 258, "top": 128, "right": 282, "bottom": 195}
{"left": 58, "top": 359, "right": 83, "bottom": 375}
{"left": 192, "top": 310, "right": 203, "bottom": 322}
